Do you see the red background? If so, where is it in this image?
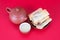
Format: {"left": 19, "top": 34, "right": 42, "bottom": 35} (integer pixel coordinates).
{"left": 0, "top": 0, "right": 60, "bottom": 40}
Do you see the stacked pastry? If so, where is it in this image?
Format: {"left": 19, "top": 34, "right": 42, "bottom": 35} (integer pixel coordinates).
{"left": 29, "top": 8, "right": 52, "bottom": 29}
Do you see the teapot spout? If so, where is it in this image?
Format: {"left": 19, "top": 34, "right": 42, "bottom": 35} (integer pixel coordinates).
{"left": 6, "top": 7, "right": 12, "bottom": 14}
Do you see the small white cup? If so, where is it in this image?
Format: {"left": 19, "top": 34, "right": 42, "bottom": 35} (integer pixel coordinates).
{"left": 19, "top": 22, "right": 31, "bottom": 33}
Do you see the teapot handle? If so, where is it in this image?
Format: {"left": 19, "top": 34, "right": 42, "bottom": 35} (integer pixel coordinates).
{"left": 6, "top": 7, "right": 12, "bottom": 14}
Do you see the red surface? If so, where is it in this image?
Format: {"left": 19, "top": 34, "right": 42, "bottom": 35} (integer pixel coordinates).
{"left": 0, "top": 0, "right": 60, "bottom": 40}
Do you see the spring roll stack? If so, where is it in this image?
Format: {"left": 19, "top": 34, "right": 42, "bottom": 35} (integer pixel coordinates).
{"left": 29, "top": 8, "right": 52, "bottom": 29}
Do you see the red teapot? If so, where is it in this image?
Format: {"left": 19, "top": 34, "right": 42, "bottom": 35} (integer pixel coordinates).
{"left": 6, "top": 7, "right": 27, "bottom": 24}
